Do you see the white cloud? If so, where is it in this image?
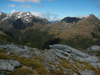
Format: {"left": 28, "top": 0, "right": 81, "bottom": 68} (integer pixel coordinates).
{"left": 39, "top": 5, "right": 44, "bottom": 8}
{"left": 19, "top": 5, "right": 31, "bottom": 9}
{"left": 10, "top": 10, "right": 61, "bottom": 21}
{"left": 11, "top": 10, "right": 19, "bottom": 13}
{"left": 31, "top": 11, "right": 44, "bottom": 18}
{"left": 46, "top": 11, "right": 50, "bottom": 14}
{"left": 11, "top": 10, "right": 16, "bottom": 13}
{"left": 31, "top": 11, "right": 61, "bottom": 21}
{"left": 44, "top": 11, "right": 61, "bottom": 21}
{"left": 11, "top": 0, "right": 41, "bottom": 3}
{"left": 98, "top": 15, "right": 100, "bottom": 19}
{"left": 74, "top": 15, "right": 88, "bottom": 18}
{"left": 49, "top": 17, "right": 61, "bottom": 21}
{"left": 8, "top": 4, "right": 15, "bottom": 7}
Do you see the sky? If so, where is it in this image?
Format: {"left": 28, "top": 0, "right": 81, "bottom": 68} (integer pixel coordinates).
{"left": 0, "top": 0, "right": 100, "bottom": 21}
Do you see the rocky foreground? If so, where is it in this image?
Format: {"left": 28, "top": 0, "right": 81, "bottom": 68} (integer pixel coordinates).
{"left": 0, "top": 44, "right": 100, "bottom": 75}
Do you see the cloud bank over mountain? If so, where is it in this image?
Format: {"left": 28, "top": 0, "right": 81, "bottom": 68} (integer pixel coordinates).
{"left": 10, "top": 10, "right": 61, "bottom": 21}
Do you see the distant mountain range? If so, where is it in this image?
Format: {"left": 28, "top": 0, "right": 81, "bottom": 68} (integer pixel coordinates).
{"left": 1, "top": 12, "right": 100, "bottom": 75}
{"left": 50, "top": 20, "right": 59, "bottom": 23}
{"left": 0, "top": 11, "right": 100, "bottom": 50}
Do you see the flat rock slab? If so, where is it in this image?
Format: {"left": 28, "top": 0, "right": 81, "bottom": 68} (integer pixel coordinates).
{"left": 49, "top": 44, "right": 99, "bottom": 63}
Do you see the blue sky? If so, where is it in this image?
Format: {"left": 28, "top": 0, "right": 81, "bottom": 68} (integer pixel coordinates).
{"left": 0, "top": 0, "right": 100, "bottom": 21}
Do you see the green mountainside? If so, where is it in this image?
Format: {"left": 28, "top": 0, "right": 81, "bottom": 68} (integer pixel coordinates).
{"left": 0, "top": 12, "right": 100, "bottom": 50}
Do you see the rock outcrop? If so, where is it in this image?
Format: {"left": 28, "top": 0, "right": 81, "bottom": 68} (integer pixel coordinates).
{"left": 49, "top": 44, "right": 99, "bottom": 63}
{"left": 0, "top": 60, "right": 20, "bottom": 71}
{"left": 0, "top": 44, "right": 100, "bottom": 75}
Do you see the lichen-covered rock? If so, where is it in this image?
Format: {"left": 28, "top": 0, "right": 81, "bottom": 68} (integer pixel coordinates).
{"left": 0, "top": 44, "right": 100, "bottom": 75}
{"left": 86, "top": 46, "right": 100, "bottom": 53}
{"left": 6, "top": 52, "right": 10, "bottom": 55}
{"left": 7, "top": 60, "right": 20, "bottom": 67}
{"left": 0, "top": 60, "right": 20, "bottom": 71}
{"left": 21, "top": 55, "right": 31, "bottom": 58}
{"left": 0, "top": 61, "right": 14, "bottom": 71}
{"left": 49, "top": 44, "right": 99, "bottom": 63}
{"left": 4, "top": 44, "right": 31, "bottom": 55}
{"left": 0, "top": 45, "right": 4, "bottom": 49}
{"left": 79, "top": 69, "right": 94, "bottom": 75}
{"left": 91, "top": 63, "right": 100, "bottom": 68}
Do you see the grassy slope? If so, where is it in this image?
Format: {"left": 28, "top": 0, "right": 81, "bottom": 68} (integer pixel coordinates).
{"left": 0, "top": 15, "right": 100, "bottom": 50}
{"left": 47, "top": 17, "right": 100, "bottom": 50}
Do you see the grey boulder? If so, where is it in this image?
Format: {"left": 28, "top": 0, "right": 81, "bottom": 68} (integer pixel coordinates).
{"left": 0, "top": 60, "right": 20, "bottom": 71}
{"left": 0, "top": 62, "right": 14, "bottom": 71}
{"left": 5, "top": 44, "right": 30, "bottom": 55}
{"left": 79, "top": 69, "right": 94, "bottom": 75}
{"left": 0, "top": 45, "right": 4, "bottom": 49}
{"left": 7, "top": 60, "right": 20, "bottom": 67}
{"left": 21, "top": 55, "right": 31, "bottom": 58}
{"left": 86, "top": 46, "right": 100, "bottom": 53}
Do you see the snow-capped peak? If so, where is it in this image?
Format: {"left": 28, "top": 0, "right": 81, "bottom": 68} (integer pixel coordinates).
{"left": 14, "top": 11, "right": 33, "bottom": 22}
{"left": 1, "top": 11, "right": 47, "bottom": 23}
{"left": 17, "top": 11, "right": 32, "bottom": 18}
{"left": 11, "top": 10, "right": 18, "bottom": 14}
{"left": 1, "top": 11, "right": 34, "bottom": 22}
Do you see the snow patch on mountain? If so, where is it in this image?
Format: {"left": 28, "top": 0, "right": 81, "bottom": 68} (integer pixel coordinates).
{"left": 2, "top": 16, "right": 9, "bottom": 21}
{"left": 0, "top": 13, "right": 1, "bottom": 15}
{"left": 0, "top": 11, "right": 50, "bottom": 24}
{"left": 1, "top": 11, "right": 33, "bottom": 22}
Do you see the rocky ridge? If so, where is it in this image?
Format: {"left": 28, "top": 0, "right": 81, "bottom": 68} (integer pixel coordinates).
{"left": 0, "top": 13, "right": 100, "bottom": 50}
{"left": 0, "top": 44, "right": 100, "bottom": 75}
{"left": 61, "top": 17, "right": 81, "bottom": 23}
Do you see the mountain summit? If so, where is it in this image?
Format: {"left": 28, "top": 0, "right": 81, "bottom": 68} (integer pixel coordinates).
{"left": 86, "top": 14, "right": 98, "bottom": 21}
{"left": 0, "top": 11, "right": 50, "bottom": 29}
{"left": 0, "top": 13, "right": 100, "bottom": 50}
{"left": 61, "top": 17, "right": 81, "bottom": 23}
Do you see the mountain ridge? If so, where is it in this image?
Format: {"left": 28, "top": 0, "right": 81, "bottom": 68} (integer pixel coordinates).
{"left": 0, "top": 11, "right": 50, "bottom": 29}
{"left": 0, "top": 12, "right": 100, "bottom": 50}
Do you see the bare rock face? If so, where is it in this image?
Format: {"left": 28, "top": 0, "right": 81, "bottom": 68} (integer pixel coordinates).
{"left": 61, "top": 17, "right": 81, "bottom": 23}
